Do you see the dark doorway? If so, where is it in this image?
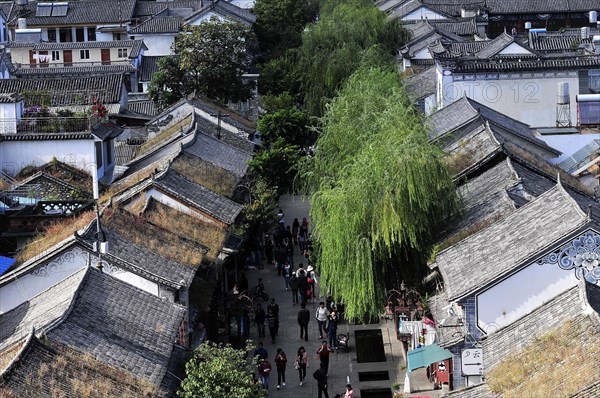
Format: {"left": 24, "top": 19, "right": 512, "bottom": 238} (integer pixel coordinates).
{"left": 360, "top": 388, "right": 392, "bottom": 398}
{"left": 358, "top": 371, "right": 390, "bottom": 382}
{"left": 355, "top": 329, "right": 386, "bottom": 363}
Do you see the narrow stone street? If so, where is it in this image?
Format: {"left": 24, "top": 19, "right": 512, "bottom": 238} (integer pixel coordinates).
{"left": 242, "top": 195, "right": 443, "bottom": 398}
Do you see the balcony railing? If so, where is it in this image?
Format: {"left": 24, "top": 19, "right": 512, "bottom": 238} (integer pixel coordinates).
{"left": 0, "top": 117, "right": 92, "bottom": 134}
{"left": 13, "top": 60, "right": 132, "bottom": 69}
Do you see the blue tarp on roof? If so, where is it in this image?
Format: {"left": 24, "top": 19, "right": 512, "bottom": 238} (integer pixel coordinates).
{"left": 407, "top": 343, "right": 453, "bottom": 372}
{"left": 0, "top": 256, "right": 16, "bottom": 276}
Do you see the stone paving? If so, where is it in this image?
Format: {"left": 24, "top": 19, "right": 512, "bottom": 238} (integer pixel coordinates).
{"left": 243, "top": 195, "right": 444, "bottom": 398}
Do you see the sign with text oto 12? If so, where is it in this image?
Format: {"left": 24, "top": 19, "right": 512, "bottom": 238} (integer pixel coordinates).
{"left": 461, "top": 348, "right": 483, "bottom": 376}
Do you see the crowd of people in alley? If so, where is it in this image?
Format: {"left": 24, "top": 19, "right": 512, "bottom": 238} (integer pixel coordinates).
{"left": 241, "top": 210, "right": 352, "bottom": 398}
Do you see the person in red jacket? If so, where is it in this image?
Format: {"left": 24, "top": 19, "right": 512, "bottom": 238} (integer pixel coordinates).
{"left": 257, "top": 358, "right": 272, "bottom": 391}
{"left": 274, "top": 348, "right": 287, "bottom": 390}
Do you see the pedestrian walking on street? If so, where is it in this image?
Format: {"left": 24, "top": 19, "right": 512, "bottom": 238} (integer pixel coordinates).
{"left": 268, "top": 298, "right": 280, "bottom": 335}
{"left": 255, "top": 303, "right": 266, "bottom": 338}
{"left": 283, "top": 261, "right": 293, "bottom": 290}
{"left": 265, "top": 238, "right": 274, "bottom": 265}
{"left": 290, "top": 273, "right": 299, "bottom": 305}
{"left": 316, "top": 302, "right": 330, "bottom": 339}
{"left": 296, "top": 346, "right": 309, "bottom": 385}
{"left": 297, "top": 303, "right": 310, "bottom": 341}
{"left": 275, "top": 348, "right": 287, "bottom": 390}
{"left": 316, "top": 341, "right": 334, "bottom": 374}
{"left": 285, "top": 239, "right": 294, "bottom": 266}
{"left": 274, "top": 244, "right": 287, "bottom": 276}
{"left": 267, "top": 309, "right": 277, "bottom": 344}
{"left": 328, "top": 310, "right": 339, "bottom": 349}
{"left": 298, "top": 268, "right": 308, "bottom": 306}
{"left": 344, "top": 384, "right": 354, "bottom": 398}
{"left": 307, "top": 265, "right": 318, "bottom": 300}
{"left": 253, "top": 341, "right": 268, "bottom": 361}
{"left": 292, "top": 218, "right": 300, "bottom": 244}
{"left": 258, "top": 358, "right": 272, "bottom": 391}
{"left": 313, "top": 366, "right": 329, "bottom": 398}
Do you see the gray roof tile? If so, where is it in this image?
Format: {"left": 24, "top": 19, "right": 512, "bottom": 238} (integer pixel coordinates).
{"left": 139, "top": 55, "right": 163, "bottom": 82}
{"left": 182, "top": 131, "right": 252, "bottom": 177}
{"left": 77, "top": 222, "right": 198, "bottom": 288}
{"left": 428, "top": 96, "right": 479, "bottom": 140}
{"left": 442, "top": 383, "right": 499, "bottom": 398}
{"left": 443, "top": 158, "right": 517, "bottom": 240}
{"left": 184, "top": 0, "right": 256, "bottom": 25}
{"left": 128, "top": 99, "right": 158, "bottom": 116}
{"left": 133, "top": 0, "right": 203, "bottom": 18}
{"left": 154, "top": 168, "right": 242, "bottom": 224}
{"left": 0, "top": 74, "right": 124, "bottom": 106}
{"left": 48, "top": 267, "right": 186, "bottom": 385}
{"left": 0, "top": 268, "right": 87, "bottom": 351}
{"left": 8, "top": 0, "right": 136, "bottom": 26}
{"left": 570, "top": 380, "right": 600, "bottom": 398}
{"left": 131, "top": 16, "right": 182, "bottom": 34}
{"left": 430, "top": 18, "right": 478, "bottom": 36}
{"left": 405, "top": 66, "right": 436, "bottom": 101}
{"left": 436, "top": 184, "right": 588, "bottom": 301}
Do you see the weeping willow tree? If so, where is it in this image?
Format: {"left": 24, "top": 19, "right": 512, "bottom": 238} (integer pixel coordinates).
{"left": 305, "top": 65, "right": 459, "bottom": 320}
{"left": 298, "top": 0, "right": 408, "bottom": 117}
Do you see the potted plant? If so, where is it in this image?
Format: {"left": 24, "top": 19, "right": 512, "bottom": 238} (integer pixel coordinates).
{"left": 392, "top": 383, "right": 403, "bottom": 398}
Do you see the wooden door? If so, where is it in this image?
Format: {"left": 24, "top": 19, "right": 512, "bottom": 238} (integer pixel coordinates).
{"left": 63, "top": 50, "right": 72, "bottom": 66}
{"left": 29, "top": 50, "right": 36, "bottom": 67}
{"left": 101, "top": 49, "right": 111, "bottom": 65}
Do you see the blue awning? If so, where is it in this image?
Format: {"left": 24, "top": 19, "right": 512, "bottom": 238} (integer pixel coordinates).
{"left": 407, "top": 343, "right": 453, "bottom": 372}
{"left": 0, "top": 256, "right": 16, "bottom": 276}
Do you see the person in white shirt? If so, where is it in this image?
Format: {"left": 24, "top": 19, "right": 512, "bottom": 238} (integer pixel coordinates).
{"left": 315, "top": 302, "right": 330, "bottom": 339}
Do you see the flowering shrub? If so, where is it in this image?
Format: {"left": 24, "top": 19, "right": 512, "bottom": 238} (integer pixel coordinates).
{"left": 92, "top": 98, "right": 107, "bottom": 118}
{"left": 24, "top": 105, "right": 51, "bottom": 118}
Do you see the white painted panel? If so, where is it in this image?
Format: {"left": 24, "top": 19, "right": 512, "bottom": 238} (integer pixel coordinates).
{"left": 0, "top": 139, "right": 95, "bottom": 176}
{"left": 498, "top": 42, "right": 533, "bottom": 55}
{"left": 441, "top": 76, "right": 580, "bottom": 127}
{"left": 0, "top": 247, "right": 88, "bottom": 313}
{"left": 401, "top": 7, "right": 448, "bottom": 21}
{"left": 477, "top": 262, "right": 578, "bottom": 333}
{"left": 103, "top": 265, "right": 159, "bottom": 296}
{"left": 137, "top": 35, "right": 176, "bottom": 57}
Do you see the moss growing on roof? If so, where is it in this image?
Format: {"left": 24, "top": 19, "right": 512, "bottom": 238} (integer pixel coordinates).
{"left": 1, "top": 338, "right": 159, "bottom": 397}
{"left": 103, "top": 208, "right": 203, "bottom": 267}
{"left": 171, "top": 152, "right": 238, "bottom": 197}
{"left": 15, "top": 211, "right": 95, "bottom": 265}
{"left": 144, "top": 199, "right": 226, "bottom": 262}
{"left": 487, "top": 318, "right": 600, "bottom": 398}
{"left": 138, "top": 115, "right": 192, "bottom": 156}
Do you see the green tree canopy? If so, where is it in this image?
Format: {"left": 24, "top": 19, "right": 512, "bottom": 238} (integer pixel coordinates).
{"left": 257, "top": 106, "right": 313, "bottom": 146}
{"left": 305, "top": 66, "right": 459, "bottom": 320}
{"left": 298, "top": 0, "right": 408, "bottom": 116}
{"left": 178, "top": 341, "right": 265, "bottom": 398}
{"left": 249, "top": 138, "right": 299, "bottom": 195}
{"left": 253, "top": 0, "right": 318, "bottom": 59}
{"left": 149, "top": 17, "right": 255, "bottom": 108}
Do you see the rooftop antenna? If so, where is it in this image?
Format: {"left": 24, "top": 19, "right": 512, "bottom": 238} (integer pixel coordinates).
{"left": 210, "top": 110, "right": 229, "bottom": 140}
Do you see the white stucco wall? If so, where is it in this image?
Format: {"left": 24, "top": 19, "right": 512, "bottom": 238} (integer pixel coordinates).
{"left": 0, "top": 139, "right": 95, "bottom": 176}
{"left": 103, "top": 264, "right": 159, "bottom": 296}
{"left": 401, "top": 7, "right": 448, "bottom": 21}
{"left": 187, "top": 12, "right": 226, "bottom": 25}
{"left": 135, "top": 35, "right": 176, "bottom": 56}
{"left": 413, "top": 47, "right": 433, "bottom": 60}
{"left": 440, "top": 71, "right": 580, "bottom": 127}
{"left": 0, "top": 246, "right": 88, "bottom": 314}
{"left": 498, "top": 42, "right": 533, "bottom": 55}
{"left": 228, "top": 0, "right": 255, "bottom": 9}
{"left": 476, "top": 262, "right": 579, "bottom": 334}
{"left": 145, "top": 187, "right": 220, "bottom": 225}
